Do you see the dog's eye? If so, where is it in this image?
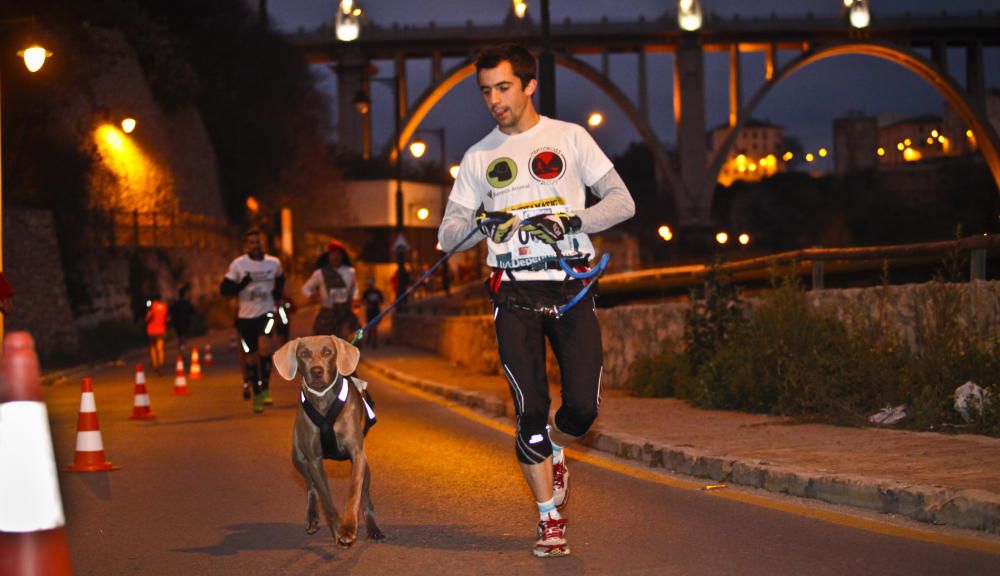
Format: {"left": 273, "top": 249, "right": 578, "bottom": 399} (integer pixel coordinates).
{"left": 322, "top": 347, "right": 332, "bottom": 356}
{"left": 298, "top": 349, "right": 311, "bottom": 359}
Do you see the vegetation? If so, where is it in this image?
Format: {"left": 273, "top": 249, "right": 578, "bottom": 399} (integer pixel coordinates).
{"left": 626, "top": 264, "right": 1000, "bottom": 436}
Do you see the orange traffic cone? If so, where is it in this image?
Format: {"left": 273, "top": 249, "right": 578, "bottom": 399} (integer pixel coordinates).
{"left": 190, "top": 347, "right": 203, "bottom": 380}
{"left": 173, "top": 354, "right": 189, "bottom": 395}
{"left": 66, "top": 378, "right": 119, "bottom": 472}
{"left": 204, "top": 344, "right": 214, "bottom": 367}
{"left": 129, "top": 364, "right": 155, "bottom": 420}
{"left": 0, "top": 332, "right": 73, "bottom": 575}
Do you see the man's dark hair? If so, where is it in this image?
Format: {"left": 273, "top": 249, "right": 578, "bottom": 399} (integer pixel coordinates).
{"left": 475, "top": 44, "right": 536, "bottom": 88}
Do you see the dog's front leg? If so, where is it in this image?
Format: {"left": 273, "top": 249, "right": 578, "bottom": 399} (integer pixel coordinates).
{"left": 304, "top": 457, "right": 342, "bottom": 540}
{"left": 361, "top": 460, "right": 386, "bottom": 542}
{"left": 338, "top": 448, "right": 368, "bottom": 546}
{"left": 292, "top": 447, "right": 321, "bottom": 534}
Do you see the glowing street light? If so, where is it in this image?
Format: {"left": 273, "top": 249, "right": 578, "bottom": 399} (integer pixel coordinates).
{"left": 715, "top": 232, "right": 729, "bottom": 245}
{"left": 805, "top": 153, "right": 815, "bottom": 163}
{"left": 416, "top": 207, "right": 430, "bottom": 221}
{"left": 818, "top": 148, "right": 828, "bottom": 158}
{"left": 738, "top": 233, "right": 750, "bottom": 246}
{"left": 449, "top": 164, "right": 460, "bottom": 179}
{"left": 658, "top": 225, "right": 673, "bottom": 242}
{"left": 677, "top": 0, "right": 702, "bottom": 32}
{"left": 18, "top": 45, "right": 52, "bottom": 73}
{"left": 409, "top": 139, "right": 427, "bottom": 159}
{"left": 512, "top": 0, "right": 528, "bottom": 19}
{"left": 335, "top": 0, "right": 361, "bottom": 42}
{"left": 849, "top": 0, "right": 871, "bottom": 29}
{"left": 121, "top": 117, "right": 137, "bottom": 134}
{"left": 587, "top": 112, "right": 603, "bottom": 128}
{"left": 877, "top": 147, "right": 885, "bottom": 156}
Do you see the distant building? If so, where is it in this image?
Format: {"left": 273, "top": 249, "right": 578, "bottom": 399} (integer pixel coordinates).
{"left": 878, "top": 114, "right": 948, "bottom": 167}
{"left": 943, "top": 89, "right": 1000, "bottom": 156}
{"left": 833, "top": 112, "right": 878, "bottom": 174}
{"left": 709, "top": 118, "right": 785, "bottom": 186}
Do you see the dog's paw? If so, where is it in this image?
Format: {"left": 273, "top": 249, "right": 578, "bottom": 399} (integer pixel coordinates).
{"left": 337, "top": 535, "right": 356, "bottom": 547}
{"left": 305, "top": 520, "right": 320, "bottom": 535}
{"left": 368, "top": 527, "right": 387, "bottom": 543}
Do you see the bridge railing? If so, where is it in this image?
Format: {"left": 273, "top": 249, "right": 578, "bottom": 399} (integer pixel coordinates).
{"left": 599, "top": 233, "right": 999, "bottom": 297}
{"left": 87, "top": 209, "right": 241, "bottom": 253}
{"left": 403, "top": 233, "right": 999, "bottom": 315}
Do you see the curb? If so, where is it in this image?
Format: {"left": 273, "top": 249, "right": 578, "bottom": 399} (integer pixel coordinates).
{"left": 361, "top": 357, "right": 1000, "bottom": 536}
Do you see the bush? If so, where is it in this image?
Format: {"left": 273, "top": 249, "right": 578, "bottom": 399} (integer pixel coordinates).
{"left": 626, "top": 268, "right": 1000, "bottom": 435}
{"left": 625, "top": 345, "right": 694, "bottom": 398}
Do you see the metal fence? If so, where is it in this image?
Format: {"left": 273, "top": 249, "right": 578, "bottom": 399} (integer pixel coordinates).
{"left": 88, "top": 209, "right": 241, "bottom": 252}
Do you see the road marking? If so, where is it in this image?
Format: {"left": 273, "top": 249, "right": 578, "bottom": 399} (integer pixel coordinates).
{"left": 370, "top": 363, "right": 1000, "bottom": 556}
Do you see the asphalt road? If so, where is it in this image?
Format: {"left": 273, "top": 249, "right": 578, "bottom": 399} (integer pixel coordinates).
{"left": 41, "top": 342, "right": 999, "bottom": 575}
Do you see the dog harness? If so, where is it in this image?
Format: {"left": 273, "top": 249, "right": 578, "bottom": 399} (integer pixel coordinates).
{"left": 300, "top": 376, "right": 377, "bottom": 461}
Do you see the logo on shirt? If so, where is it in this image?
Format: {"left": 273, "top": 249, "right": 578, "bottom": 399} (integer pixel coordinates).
{"left": 529, "top": 148, "right": 565, "bottom": 182}
{"left": 486, "top": 157, "right": 517, "bottom": 189}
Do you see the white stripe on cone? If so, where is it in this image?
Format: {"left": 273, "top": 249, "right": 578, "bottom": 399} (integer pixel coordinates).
{"left": 75, "top": 430, "right": 105, "bottom": 452}
{"left": 79, "top": 392, "right": 97, "bottom": 413}
{"left": 133, "top": 394, "right": 150, "bottom": 407}
{"left": 135, "top": 371, "right": 146, "bottom": 385}
{"left": 0, "top": 402, "right": 66, "bottom": 532}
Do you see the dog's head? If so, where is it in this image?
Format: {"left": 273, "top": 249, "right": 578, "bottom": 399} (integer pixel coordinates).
{"left": 273, "top": 335, "right": 360, "bottom": 390}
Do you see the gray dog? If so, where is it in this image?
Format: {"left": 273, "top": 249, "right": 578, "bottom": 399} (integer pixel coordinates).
{"left": 273, "top": 335, "right": 385, "bottom": 546}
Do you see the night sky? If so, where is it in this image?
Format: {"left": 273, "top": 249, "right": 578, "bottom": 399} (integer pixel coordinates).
{"left": 268, "top": 1, "right": 1000, "bottom": 170}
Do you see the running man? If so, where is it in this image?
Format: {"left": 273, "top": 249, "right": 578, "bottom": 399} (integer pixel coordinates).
{"left": 220, "top": 229, "right": 285, "bottom": 413}
{"left": 438, "top": 44, "right": 635, "bottom": 558}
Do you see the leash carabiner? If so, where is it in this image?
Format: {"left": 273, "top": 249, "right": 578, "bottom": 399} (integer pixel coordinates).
{"left": 555, "top": 253, "right": 610, "bottom": 317}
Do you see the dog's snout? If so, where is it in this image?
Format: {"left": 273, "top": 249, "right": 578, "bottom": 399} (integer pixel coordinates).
{"left": 309, "top": 365, "right": 325, "bottom": 378}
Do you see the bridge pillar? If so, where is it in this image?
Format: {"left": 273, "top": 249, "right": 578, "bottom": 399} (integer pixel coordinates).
{"left": 674, "top": 35, "right": 712, "bottom": 247}
{"left": 729, "top": 44, "right": 742, "bottom": 127}
{"left": 966, "top": 41, "right": 986, "bottom": 114}
{"left": 335, "top": 48, "right": 370, "bottom": 158}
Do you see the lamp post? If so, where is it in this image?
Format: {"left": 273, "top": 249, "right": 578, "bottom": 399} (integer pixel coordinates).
{"left": 1, "top": 41, "right": 53, "bottom": 343}
{"left": 409, "top": 126, "right": 451, "bottom": 294}
{"left": 408, "top": 126, "right": 448, "bottom": 211}
{"left": 353, "top": 75, "right": 409, "bottom": 300}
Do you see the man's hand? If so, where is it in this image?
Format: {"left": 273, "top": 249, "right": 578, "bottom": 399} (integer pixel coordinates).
{"left": 476, "top": 208, "right": 521, "bottom": 243}
{"left": 520, "top": 213, "right": 581, "bottom": 245}
{"left": 237, "top": 274, "right": 253, "bottom": 291}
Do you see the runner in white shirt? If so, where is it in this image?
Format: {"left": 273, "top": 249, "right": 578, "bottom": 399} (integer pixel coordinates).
{"left": 438, "top": 44, "right": 634, "bottom": 559}
{"left": 301, "top": 240, "right": 361, "bottom": 339}
{"left": 221, "top": 229, "right": 285, "bottom": 413}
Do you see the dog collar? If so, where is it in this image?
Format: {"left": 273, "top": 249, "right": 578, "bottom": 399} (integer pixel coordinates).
{"left": 302, "top": 375, "right": 346, "bottom": 398}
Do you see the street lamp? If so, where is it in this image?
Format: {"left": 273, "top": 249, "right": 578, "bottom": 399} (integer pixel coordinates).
{"left": 353, "top": 75, "right": 410, "bottom": 299}
{"left": 587, "top": 112, "right": 603, "bottom": 129}
{"left": 121, "top": 117, "right": 137, "bottom": 134}
{"left": 678, "top": 0, "right": 703, "bottom": 32}
{"left": 849, "top": 0, "right": 871, "bottom": 29}
{"left": 335, "top": 0, "right": 363, "bottom": 41}
{"left": 1, "top": 42, "right": 53, "bottom": 342}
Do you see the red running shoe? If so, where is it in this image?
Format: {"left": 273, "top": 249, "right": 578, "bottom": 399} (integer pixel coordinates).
{"left": 533, "top": 516, "right": 570, "bottom": 558}
{"left": 553, "top": 459, "right": 569, "bottom": 508}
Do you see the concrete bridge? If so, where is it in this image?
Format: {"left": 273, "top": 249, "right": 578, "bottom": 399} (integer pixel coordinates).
{"left": 292, "top": 10, "right": 1000, "bottom": 236}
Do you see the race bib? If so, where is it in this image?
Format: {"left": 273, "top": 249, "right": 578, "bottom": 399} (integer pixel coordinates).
{"left": 490, "top": 202, "right": 583, "bottom": 270}
{"left": 328, "top": 287, "right": 350, "bottom": 304}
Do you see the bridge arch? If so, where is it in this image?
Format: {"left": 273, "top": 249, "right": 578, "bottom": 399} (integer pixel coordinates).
{"left": 707, "top": 41, "right": 1000, "bottom": 208}
{"left": 388, "top": 55, "right": 683, "bottom": 216}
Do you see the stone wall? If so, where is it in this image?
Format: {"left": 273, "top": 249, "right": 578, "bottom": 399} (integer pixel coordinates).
{"left": 4, "top": 209, "right": 79, "bottom": 358}
{"left": 393, "top": 280, "right": 1000, "bottom": 389}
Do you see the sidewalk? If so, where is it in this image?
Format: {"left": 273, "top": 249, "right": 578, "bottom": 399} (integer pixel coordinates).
{"left": 359, "top": 344, "right": 1000, "bottom": 535}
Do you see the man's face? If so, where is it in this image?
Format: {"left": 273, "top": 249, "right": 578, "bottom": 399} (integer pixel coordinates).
{"left": 478, "top": 61, "right": 537, "bottom": 134}
{"left": 246, "top": 234, "right": 264, "bottom": 259}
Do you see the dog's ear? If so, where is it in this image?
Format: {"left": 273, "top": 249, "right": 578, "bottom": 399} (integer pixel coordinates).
{"left": 330, "top": 335, "right": 360, "bottom": 376}
{"left": 273, "top": 338, "right": 299, "bottom": 380}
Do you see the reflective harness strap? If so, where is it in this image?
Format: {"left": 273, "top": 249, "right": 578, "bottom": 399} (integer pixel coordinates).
{"left": 300, "top": 377, "right": 376, "bottom": 461}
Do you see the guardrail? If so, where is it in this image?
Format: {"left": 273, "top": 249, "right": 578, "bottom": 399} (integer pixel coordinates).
{"left": 599, "top": 233, "right": 999, "bottom": 296}
{"left": 404, "top": 233, "right": 999, "bottom": 314}
{"left": 88, "top": 209, "right": 241, "bottom": 252}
